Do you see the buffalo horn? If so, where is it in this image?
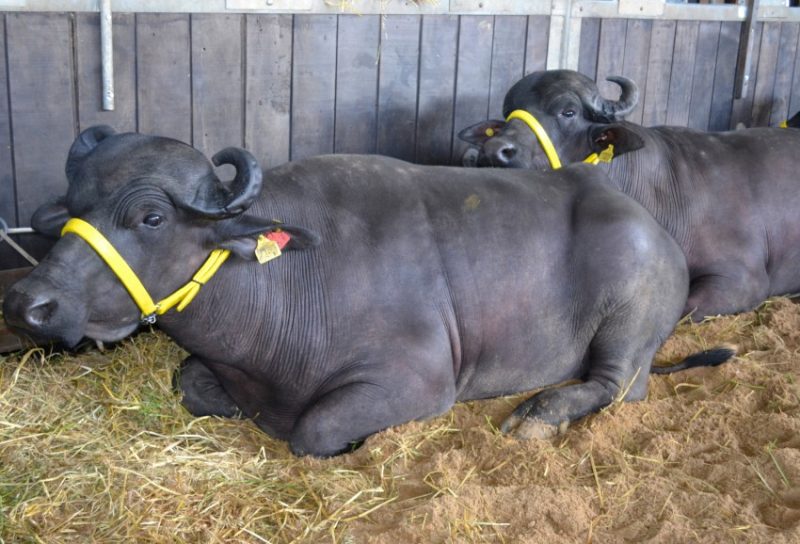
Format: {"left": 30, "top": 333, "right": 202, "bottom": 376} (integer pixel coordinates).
{"left": 65, "top": 125, "right": 116, "bottom": 182}
{"left": 588, "top": 76, "right": 639, "bottom": 121}
{"left": 188, "top": 147, "right": 263, "bottom": 218}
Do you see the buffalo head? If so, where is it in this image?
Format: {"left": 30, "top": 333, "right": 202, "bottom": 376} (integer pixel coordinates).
{"left": 458, "top": 70, "right": 644, "bottom": 169}
{"left": 4, "top": 126, "right": 317, "bottom": 347}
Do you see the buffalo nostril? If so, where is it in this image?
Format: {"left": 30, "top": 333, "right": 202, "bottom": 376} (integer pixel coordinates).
{"left": 499, "top": 145, "right": 517, "bottom": 162}
{"left": 25, "top": 299, "right": 58, "bottom": 327}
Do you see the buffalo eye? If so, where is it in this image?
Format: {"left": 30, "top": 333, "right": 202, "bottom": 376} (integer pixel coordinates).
{"left": 142, "top": 213, "right": 164, "bottom": 228}
{"left": 561, "top": 109, "right": 576, "bottom": 119}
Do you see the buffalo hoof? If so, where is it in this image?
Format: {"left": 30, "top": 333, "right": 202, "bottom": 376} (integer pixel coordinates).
{"left": 501, "top": 414, "right": 568, "bottom": 440}
{"left": 175, "top": 357, "right": 242, "bottom": 419}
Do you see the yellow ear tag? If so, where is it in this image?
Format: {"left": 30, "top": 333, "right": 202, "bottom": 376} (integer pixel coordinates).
{"left": 485, "top": 128, "right": 495, "bottom": 137}
{"left": 597, "top": 144, "right": 615, "bottom": 163}
{"left": 255, "top": 234, "right": 282, "bottom": 264}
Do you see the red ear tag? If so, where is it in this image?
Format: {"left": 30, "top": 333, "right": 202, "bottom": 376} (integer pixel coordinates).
{"left": 266, "top": 230, "right": 291, "bottom": 250}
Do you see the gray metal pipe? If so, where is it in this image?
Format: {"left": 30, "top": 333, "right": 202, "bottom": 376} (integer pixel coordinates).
{"left": 100, "top": 0, "right": 114, "bottom": 111}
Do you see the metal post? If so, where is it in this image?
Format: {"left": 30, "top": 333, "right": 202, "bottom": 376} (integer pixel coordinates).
{"left": 100, "top": 0, "right": 115, "bottom": 111}
{"left": 734, "top": 0, "right": 759, "bottom": 99}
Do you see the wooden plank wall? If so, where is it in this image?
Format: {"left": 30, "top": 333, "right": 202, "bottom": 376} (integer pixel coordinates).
{"left": 579, "top": 18, "right": 800, "bottom": 132}
{"left": 0, "top": 12, "right": 798, "bottom": 269}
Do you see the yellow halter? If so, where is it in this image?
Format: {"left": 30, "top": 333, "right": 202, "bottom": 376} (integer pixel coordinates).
{"left": 61, "top": 218, "right": 230, "bottom": 324}
{"left": 504, "top": 109, "right": 614, "bottom": 169}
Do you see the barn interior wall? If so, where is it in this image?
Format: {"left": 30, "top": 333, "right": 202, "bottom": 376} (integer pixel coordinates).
{"left": 0, "top": 12, "right": 797, "bottom": 269}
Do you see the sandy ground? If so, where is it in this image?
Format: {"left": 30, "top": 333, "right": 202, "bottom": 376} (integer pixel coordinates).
{"left": 1, "top": 297, "right": 799, "bottom": 542}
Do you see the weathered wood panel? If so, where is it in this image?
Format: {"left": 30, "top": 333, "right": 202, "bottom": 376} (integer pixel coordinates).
{"left": 136, "top": 14, "right": 191, "bottom": 143}
{"left": 6, "top": 13, "right": 75, "bottom": 262}
{"left": 771, "top": 22, "right": 799, "bottom": 126}
{"left": 191, "top": 13, "right": 244, "bottom": 160}
{"left": 665, "top": 21, "right": 699, "bottom": 127}
{"left": 335, "top": 15, "right": 379, "bottom": 155}
{"left": 3, "top": 12, "right": 800, "bottom": 272}
{"left": 0, "top": 15, "right": 21, "bottom": 269}
{"left": 642, "top": 20, "right": 676, "bottom": 126}
{"left": 377, "top": 15, "right": 421, "bottom": 162}
{"left": 751, "top": 21, "right": 781, "bottom": 128}
{"left": 416, "top": 15, "right": 458, "bottom": 165}
{"left": 730, "top": 22, "right": 763, "bottom": 129}
{"left": 451, "top": 15, "right": 494, "bottom": 163}
{"left": 620, "top": 19, "right": 652, "bottom": 125}
{"left": 595, "top": 19, "right": 627, "bottom": 101}
{"left": 687, "top": 21, "right": 721, "bottom": 130}
{"left": 708, "top": 21, "right": 741, "bottom": 131}
{"left": 524, "top": 15, "right": 550, "bottom": 74}
{"left": 578, "top": 18, "right": 600, "bottom": 80}
{"left": 487, "top": 16, "right": 527, "bottom": 118}
{"left": 291, "top": 14, "right": 336, "bottom": 160}
{"left": 245, "top": 14, "right": 292, "bottom": 168}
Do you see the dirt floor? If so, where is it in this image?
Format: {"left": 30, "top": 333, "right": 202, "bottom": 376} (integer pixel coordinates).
{"left": 2, "top": 297, "right": 800, "bottom": 543}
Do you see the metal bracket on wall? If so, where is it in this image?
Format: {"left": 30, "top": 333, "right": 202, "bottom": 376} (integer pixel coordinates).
{"left": 0, "top": 218, "right": 37, "bottom": 266}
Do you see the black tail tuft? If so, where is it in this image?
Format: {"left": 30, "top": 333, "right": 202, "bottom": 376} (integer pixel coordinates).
{"left": 650, "top": 344, "right": 737, "bottom": 375}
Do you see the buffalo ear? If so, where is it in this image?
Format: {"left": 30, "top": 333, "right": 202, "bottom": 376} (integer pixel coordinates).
{"left": 457, "top": 120, "right": 507, "bottom": 146}
{"left": 589, "top": 124, "right": 645, "bottom": 156}
{"left": 31, "top": 198, "right": 70, "bottom": 238}
{"left": 213, "top": 214, "right": 320, "bottom": 261}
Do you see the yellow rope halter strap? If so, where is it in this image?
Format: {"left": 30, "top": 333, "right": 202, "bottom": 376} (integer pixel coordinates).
{"left": 505, "top": 110, "right": 562, "bottom": 169}
{"left": 61, "top": 217, "right": 230, "bottom": 324}
{"left": 504, "top": 109, "right": 615, "bottom": 169}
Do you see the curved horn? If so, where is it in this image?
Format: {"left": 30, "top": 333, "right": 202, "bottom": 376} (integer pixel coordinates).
{"left": 65, "top": 125, "right": 116, "bottom": 182}
{"left": 188, "top": 147, "right": 263, "bottom": 218}
{"left": 579, "top": 76, "right": 639, "bottom": 123}
{"left": 602, "top": 76, "right": 639, "bottom": 119}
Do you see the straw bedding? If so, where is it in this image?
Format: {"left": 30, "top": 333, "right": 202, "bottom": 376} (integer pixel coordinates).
{"left": 2, "top": 297, "right": 799, "bottom": 542}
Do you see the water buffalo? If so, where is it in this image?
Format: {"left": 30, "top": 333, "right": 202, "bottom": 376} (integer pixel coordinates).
{"left": 459, "top": 69, "right": 800, "bottom": 320}
{"left": 4, "top": 126, "right": 732, "bottom": 457}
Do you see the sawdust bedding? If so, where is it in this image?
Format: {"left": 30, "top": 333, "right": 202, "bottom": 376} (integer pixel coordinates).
{"left": 1, "top": 297, "right": 799, "bottom": 542}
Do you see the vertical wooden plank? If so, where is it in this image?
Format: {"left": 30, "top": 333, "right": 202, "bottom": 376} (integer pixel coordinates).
{"left": 789, "top": 24, "right": 800, "bottom": 118}
{"left": 577, "top": 18, "right": 600, "bottom": 79}
{"left": 730, "top": 22, "right": 763, "bottom": 128}
{"left": 709, "top": 22, "right": 740, "bottom": 131}
{"left": 416, "top": 15, "right": 458, "bottom": 165}
{"left": 291, "top": 15, "right": 336, "bottom": 161}
{"left": 595, "top": 19, "right": 627, "bottom": 100}
{"left": 750, "top": 21, "right": 780, "bottom": 127}
{"left": 377, "top": 15, "right": 420, "bottom": 162}
{"left": 524, "top": 15, "right": 549, "bottom": 74}
{"left": 666, "top": 21, "right": 699, "bottom": 127}
{"left": 7, "top": 13, "right": 75, "bottom": 262}
{"left": 75, "top": 13, "right": 136, "bottom": 133}
{"left": 191, "top": 14, "right": 244, "bottom": 159}
{"left": 136, "top": 14, "right": 191, "bottom": 143}
{"left": 487, "top": 16, "right": 528, "bottom": 117}
{"left": 620, "top": 19, "right": 652, "bottom": 125}
{"left": 0, "top": 16, "right": 22, "bottom": 269}
{"left": 770, "top": 22, "right": 799, "bottom": 126}
{"left": 687, "top": 21, "right": 721, "bottom": 130}
{"left": 642, "top": 20, "right": 676, "bottom": 127}
{"left": 334, "top": 15, "right": 379, "bottom": 154}
{"left": 451, "top": 15, "right": 494, "bottom": 164}
{"left": 245, "top": 14, "right": 292, "bottom": 168}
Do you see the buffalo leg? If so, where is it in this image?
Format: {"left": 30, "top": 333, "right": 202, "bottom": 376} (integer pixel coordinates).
{"left": 502, "top": 309, "right": 665, "bottom": 440}
{"left": 685, "top": 266, "right": 769, "bottom": 320}
{"left": 175, "top": 356, "right": 241, "bottom": 418}
{"left": 289, "top": 374, "right": 455, "bottom": 458}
